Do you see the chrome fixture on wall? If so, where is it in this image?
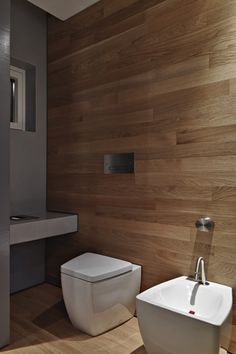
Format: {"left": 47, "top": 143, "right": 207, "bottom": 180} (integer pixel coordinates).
{"left": 195, "top": 217, "right": 214, "bottom": 232}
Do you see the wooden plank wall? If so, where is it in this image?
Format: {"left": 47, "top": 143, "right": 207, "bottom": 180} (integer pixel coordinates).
{"left": 47, "top": 0, "right": 236, "bottom": 350}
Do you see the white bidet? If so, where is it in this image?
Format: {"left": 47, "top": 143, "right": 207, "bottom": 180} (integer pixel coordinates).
{"left": 136, "top": 276, "right": 232, "bottom": 354}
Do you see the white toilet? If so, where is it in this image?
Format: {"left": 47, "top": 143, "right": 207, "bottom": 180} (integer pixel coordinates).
{"left": 61, "top": 252, "right": 141, "bottom": 336}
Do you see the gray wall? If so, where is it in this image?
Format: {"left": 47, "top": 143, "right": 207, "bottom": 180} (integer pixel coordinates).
{"left": 10, "top": 0, "right": 47, "bottom": 215}
{"left": 10, "top": 0, "right": 47, "bottom": 294}
{"left": 0, "top": 0, "right": 10, "bottom": 347}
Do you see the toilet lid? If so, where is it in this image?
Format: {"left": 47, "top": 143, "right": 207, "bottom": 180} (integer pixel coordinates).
{"left": 61, "top": 253, "right": 133, "bottom": 282}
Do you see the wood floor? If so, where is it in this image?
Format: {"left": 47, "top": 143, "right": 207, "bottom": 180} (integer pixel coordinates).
{"left": 1, "top": 284, "right": 145, "bottom": 354}
{"left": 1, "top": 283, "right": 228, "bottom": 354}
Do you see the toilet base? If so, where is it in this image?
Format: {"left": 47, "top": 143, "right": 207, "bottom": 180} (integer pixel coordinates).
{"left": 62, "top": 264, "right": 141, "bottom": 336}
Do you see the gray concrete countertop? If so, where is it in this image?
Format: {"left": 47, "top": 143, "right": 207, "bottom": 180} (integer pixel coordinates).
{"left": 10, "top": 211, "right": 78, "bottom": 245}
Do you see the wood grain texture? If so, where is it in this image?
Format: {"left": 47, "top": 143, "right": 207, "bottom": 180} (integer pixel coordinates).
{"left": 47, "top": 0, "right": 236, "bottom": 351}
{"left": 3, "top": 284, "right": 228, "bottom": 354}
{"left": 1, "top": 284, "right": 144, "bottom": 354}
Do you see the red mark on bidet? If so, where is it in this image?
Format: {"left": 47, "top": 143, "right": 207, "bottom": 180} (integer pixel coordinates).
{"left": 189, "top": 310, "right": 195, "bottom": 315}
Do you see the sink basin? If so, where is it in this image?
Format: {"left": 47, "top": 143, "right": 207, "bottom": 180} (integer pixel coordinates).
{"left": 136, "top": 276, "right": 232, "bottom": 354}
{"left": 10, "top": 215, "right": 39, "bottom": 221}
{"left": 142, "top": 276, "right": 232, "bottom": 326}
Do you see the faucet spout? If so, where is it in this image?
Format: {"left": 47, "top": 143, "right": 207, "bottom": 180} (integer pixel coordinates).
{"left": 194, "top": 257, "right": 207, "bottom": 285}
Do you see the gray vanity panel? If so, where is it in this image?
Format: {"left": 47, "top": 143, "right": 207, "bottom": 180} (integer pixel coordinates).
{"left": 10, "top": 240, "right": 45, "bottom": 293}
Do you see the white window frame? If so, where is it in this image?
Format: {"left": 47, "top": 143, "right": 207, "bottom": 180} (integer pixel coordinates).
{"left": 10, "top": 65, "right": 26, "bottom": 130}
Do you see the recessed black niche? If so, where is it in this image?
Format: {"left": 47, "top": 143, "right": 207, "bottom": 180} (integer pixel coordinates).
{"left": 104, "top": 153, "right": 134, "bottom": 174}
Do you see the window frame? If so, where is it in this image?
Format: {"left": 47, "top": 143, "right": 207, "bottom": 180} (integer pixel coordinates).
{"left": 10, "top": 65, "right": 26, "bottom": 131}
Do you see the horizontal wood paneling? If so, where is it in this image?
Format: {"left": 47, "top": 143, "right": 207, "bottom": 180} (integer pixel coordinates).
{"left": 47, "top": 0, "right": 236, "bottom": 351}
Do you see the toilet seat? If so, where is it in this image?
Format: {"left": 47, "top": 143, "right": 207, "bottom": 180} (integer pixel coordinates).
{"left": 61, "top": 252, "right": 132, "bottom": 282}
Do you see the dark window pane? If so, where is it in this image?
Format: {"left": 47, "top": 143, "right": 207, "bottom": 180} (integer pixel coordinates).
{"left": 10, "top": 78, "right": 16, "bottom": 123}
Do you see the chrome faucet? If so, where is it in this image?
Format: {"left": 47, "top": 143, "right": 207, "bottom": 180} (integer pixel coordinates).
{"left": 194, "top": 257, "right": 207, "bottom": 285}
